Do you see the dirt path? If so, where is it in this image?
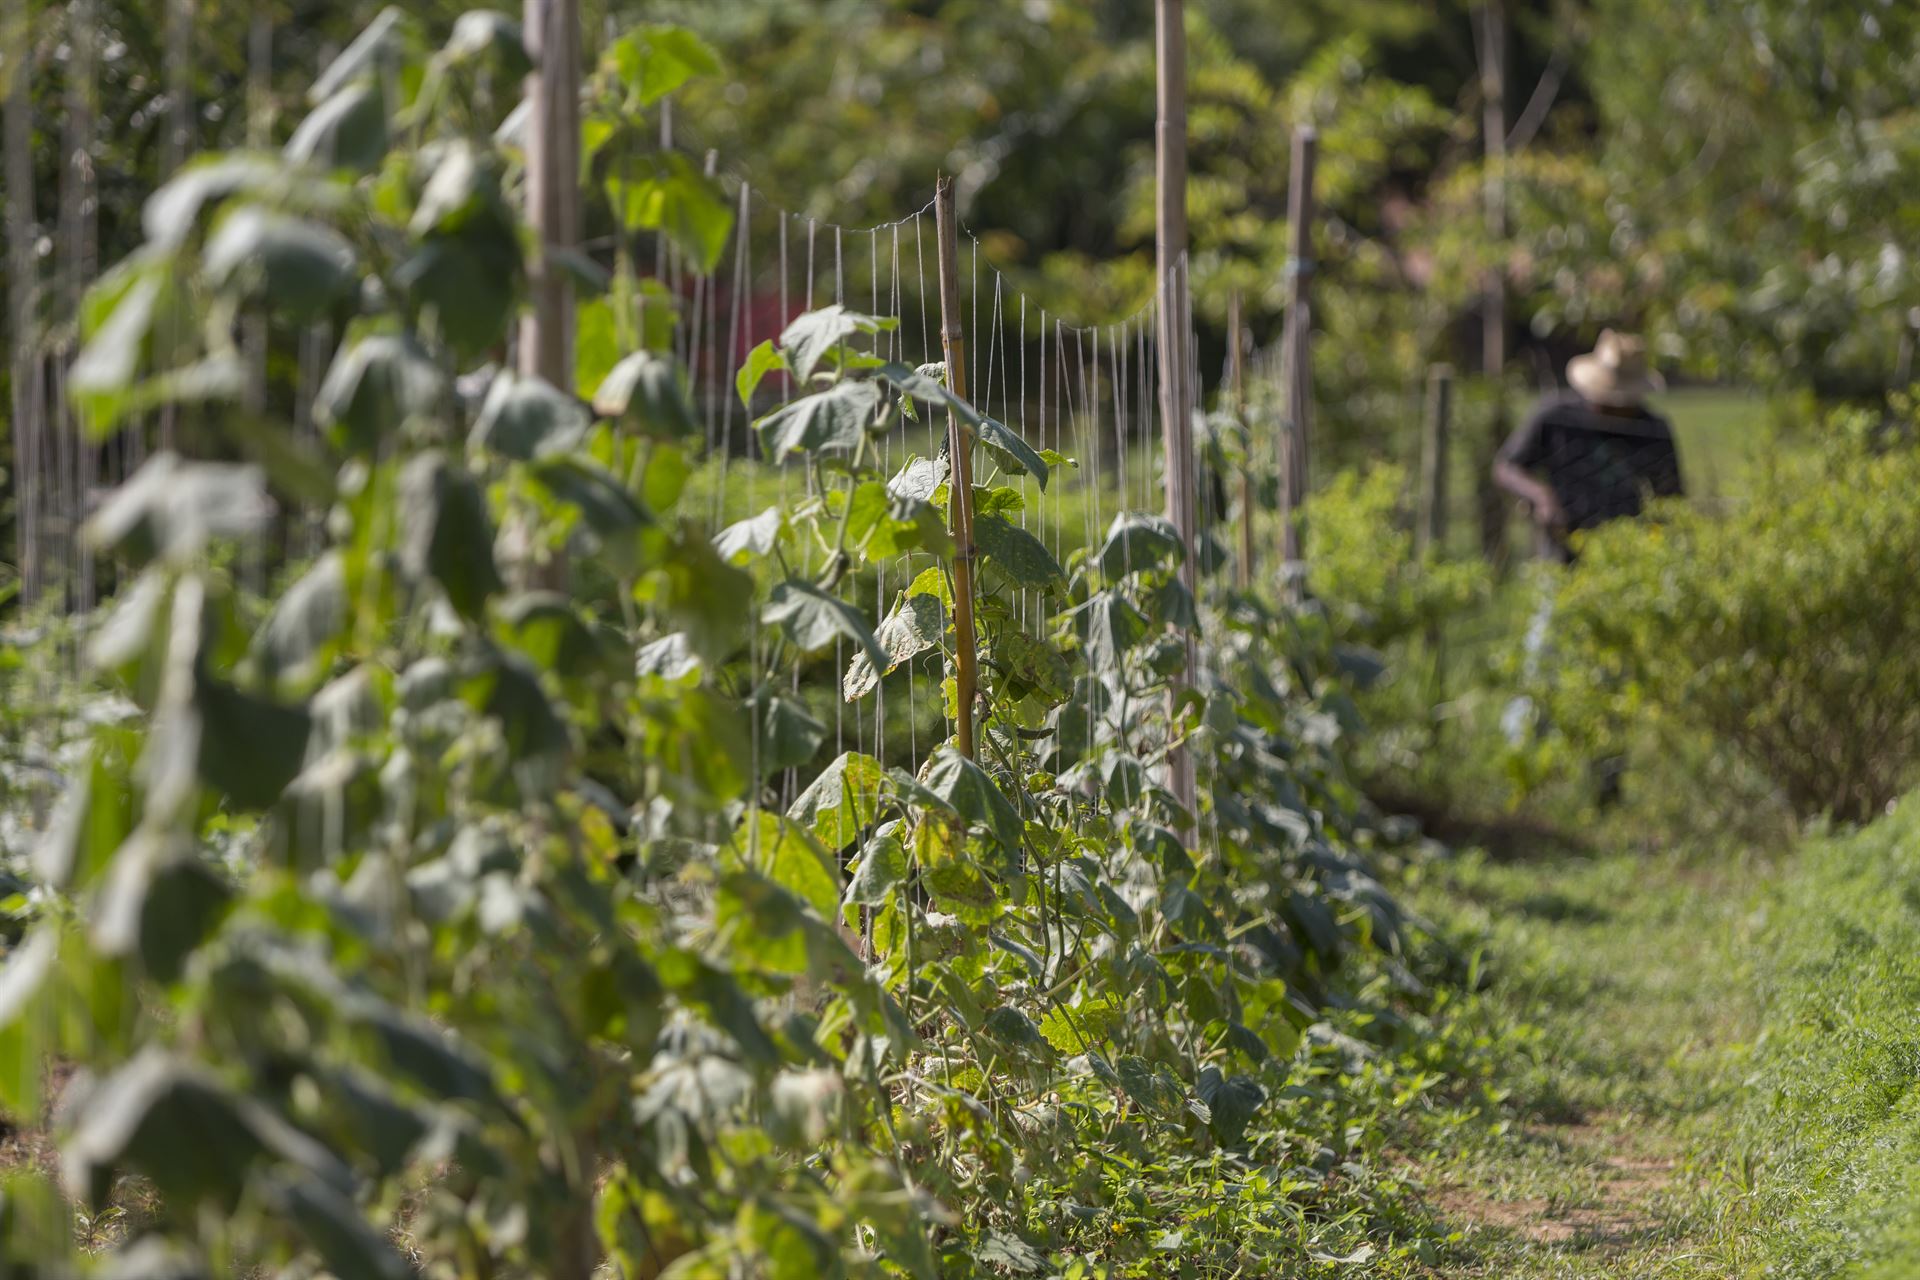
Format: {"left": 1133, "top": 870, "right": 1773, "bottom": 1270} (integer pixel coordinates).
{"left": 1410, "top": 837, "right": 1764, "bottom": 1279}
{"left": 1431, "top": 1115, "right": 1677, "bottom": 1259}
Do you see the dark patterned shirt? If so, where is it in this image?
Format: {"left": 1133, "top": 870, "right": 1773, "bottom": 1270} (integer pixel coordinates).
{"left": 1499, "top": 392, "right": 1684, "bottom": 535}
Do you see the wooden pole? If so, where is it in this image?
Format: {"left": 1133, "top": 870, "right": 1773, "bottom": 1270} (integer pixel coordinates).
{"left": 1229, "top": 290, "right": 1253, "bottom": 591}
{"left": 1418, "top": 363, "right": 1453, "bottom": 558}
{"left": 5, "top": 0, "right": 35, "bottom": 604}
{"left": 1155, "top": 0, "right": 1196, "bottom": 809}
{"left": 1278, "top": 125, "right": 1317, "bottom": 600}
{"left": 160, "top": 0, "right": 192, "bottom": 453}
{"left": 520, "top": 0, "right": 581, "bottom": 385}
{"left": 1476, "top": 0, "right": 1510, "bottom": 562}
{"left": 934, "top": 176, "right": 980, "bottom": 761}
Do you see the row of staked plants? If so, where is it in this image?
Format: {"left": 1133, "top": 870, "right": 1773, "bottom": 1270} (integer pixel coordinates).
{"left": 0, "top": 9, "right": 1483, "bottom": 1278}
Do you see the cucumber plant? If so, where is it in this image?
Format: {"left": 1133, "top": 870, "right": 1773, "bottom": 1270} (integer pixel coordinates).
{"left": 0, "top": 9, "right": 1446, "bottom": 1278}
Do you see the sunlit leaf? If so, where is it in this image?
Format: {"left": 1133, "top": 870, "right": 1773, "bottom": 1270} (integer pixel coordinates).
{"left": 781, "top": 306, "right": 899, "bottom": 382}
{"left": 397, "top": 451, "right": 503, "bottom": 622}
{"left": 285, "top": 81, "right": 388, "bottom": 173}
{"left": 202, "top": 206, "right": 358, "bottom": 324}
{"left": 607, "top": 24, "right": 723, "bottom": 105}
{"left": 754, "top": 380, "right": 881, "bottom": 459}
{"left": 593, "top": 350, "right": 697, "bottom": 439}
{"left": 764, "top": 579, "right": 885, "bottom": 668}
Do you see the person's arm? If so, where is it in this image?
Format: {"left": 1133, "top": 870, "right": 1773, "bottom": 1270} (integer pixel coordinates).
{"left": 1491, "top": 406, "right": 1565, "bottom": 529}
{"left": 1493, "top": 457, "right": 1564, "bottom": 528}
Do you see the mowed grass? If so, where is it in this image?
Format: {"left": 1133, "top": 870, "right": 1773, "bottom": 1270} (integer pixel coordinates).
{"left": 1407, "top": 794, "right": 1920, "bottom": 1279}
{"left": 1653, "top": 385, "right": 1788, "bottom": 506}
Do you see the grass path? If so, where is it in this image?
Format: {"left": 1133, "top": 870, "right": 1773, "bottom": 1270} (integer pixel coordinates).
{"left": 1406, "top": 829, "right": 1778, "bottom": 1279}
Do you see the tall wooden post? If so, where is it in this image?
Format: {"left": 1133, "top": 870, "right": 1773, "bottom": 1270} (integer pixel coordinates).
{"left": 1418, "top": 363, "right": 1453, "bottom": 558}
{"left": 159, "top": 0, "right": 193, "bottom": 453}
{"left": 1476, "top": 0, "right": 1510, "bottom": 561}
{"left": 1155, "top": 0, "right": 1196, "bottom": 809}
{"left": 520, "top": 0, "right": 581, "bottom": 385}
{"left": 934, "top": 177, "right": 980, "bottom": 761}
{"left": 1278, "top": 125, "right": 1317, "bottom": 600}
{"left": 1229, "top": 290, "right": 1254, "bottom": 590}
{"left": 5, "top": 0, "right": 35, "bottom": 602}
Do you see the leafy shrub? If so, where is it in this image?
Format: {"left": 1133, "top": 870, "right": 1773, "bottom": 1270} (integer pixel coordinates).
{"left": 1548, "top": 438, "right": 1920, "bottom": 823}
{"left": 1306, "top": 463, "right": 1490, "bottom": 650}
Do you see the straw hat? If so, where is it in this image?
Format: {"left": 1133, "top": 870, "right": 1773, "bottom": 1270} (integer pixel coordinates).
{"left": 1567, "top": 329, "right": 1664, "bottom": 407}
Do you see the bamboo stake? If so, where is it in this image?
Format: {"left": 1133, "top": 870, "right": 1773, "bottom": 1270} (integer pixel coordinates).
{"left": 1475, "top": 0, "right": 1510, "bottom": 562}
{"left": 933, "top": 176, "right": 980, "bottom": 760}
{"left": 4, "top": 0, "right": 34, "bottom": 604}
{"left": 1230, "top": 290, "right": 1254, "bottom": 590}
{"left": 158, "top": 0, "right": 194, "bottom": 454}
{"left": 1278, "top": 125, "right": 1317, "bottom": 601}
{"left": 1155, "top": 0, "right": 1197, "bottom": 809}
{"left": 1418, "top": 364, "right": 1453, "bottom": 558}
{"left": 520, "top": 0, "right": 580, "bottom": 385}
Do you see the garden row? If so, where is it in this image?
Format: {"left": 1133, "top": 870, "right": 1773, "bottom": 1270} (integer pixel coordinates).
{"left": 0, "top": 11, "right": 1482, "bottom": 1280}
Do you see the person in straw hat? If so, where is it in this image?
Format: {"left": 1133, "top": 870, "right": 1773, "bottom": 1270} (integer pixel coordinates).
{"left": 1492, "top": 329, "right": 1684, "bottom": 563}
{"left": 1493, "top": 330, "right": 1685, "bottom": 805}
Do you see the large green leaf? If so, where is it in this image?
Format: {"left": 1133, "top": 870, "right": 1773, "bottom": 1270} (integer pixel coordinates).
{"left": 397, "top": 452, "right": 503, "bottom": 622}
{"left": 470, "top": 370, "right": 592, "bottom": 460}
{"left": 528, "top": 457, "right": 650, "bottom": 540}
{"left": 754, "top": 380, "right": 881, "bottom": 459}
{"left": 921, "top": 746, "right": 1023, "bottom": 854}
{"left": 887, "top": 455, "right": 947, "bottom": 503}
{"left": 1194, "top": 1068, "right": 1265, "bottom": 1147}
{"left": 68, "top": 258, "right": 201, "bottom": 433}
{"left": 781, "top": 306, "right": 899, "bottom": 382}
{"left": 194, "top": 674, "right": 313, "bottom": 810}
{"left": 141, "top": 154, "right": 299, "bottom": 250}
{"left": 725, "top": 813, "right": 841, "bottom": 921}
{"left": 410, "top": 141, "right": 507, "bottom": 238}
{"left": 764, "top": 580, "right": 885, "bottom": 669}
{"left": 201, "top": 206, "right": 358, "bottom": 324}
{"left": 0, "top": 929, "right": 57, "bottom": 1118}
{"left": 89, "top": 830, "right": 232, "bottom": 985}
{"left": 634, "top": 632, "right": 702, "bottom": 681}
{"left": 751, "top": 687, "right": 827, "bottom": 774}
{"left": 396, "top": 233, "right": 520, "bottom": 362}
{"left": 497, "top": 593, "right": 612, "bottom": 676}
{"left": 974, "top": 513, "right": 1065, "bottom": 589}
{"left": 313, "top": 333, "right": 447, "bottom": 454}
{"left": 344, "top": 999, "right": 502, "bottom": 1108}
{"left": 438, "top": 10, "right": 531, "bottom": 78}
{"left": 844, "top": 592, "right": 945, "bottom": 700}
{"left": 604, "top": 152, "right": 733, "bottom": 273}
{"left": 713, "top": 506, "right": 788, "bottom": 564}
{"left": 974, "top": 416, "right": 1052, "bottom": 489}
{"left": 879, "top": 362, "right": 1050, "bottom": 490}
{"left": 285, "top": 81, "right": 388, "bottom": 173}
{"left": 607, "top": 24, "right": 723, "bottom": 105}
{"left": 735, "top": 338, "right": 788, "bottom": 406}
{"left": 844, "top": 827, "right": 907, "bottom": 908}
{"left": 251, "top": 552, "right": 349, "bottom": 690}
{"left": 461, "top": 652, "right": 572, "bottom": 765}
{"left": 86, "top": 453, "right": 271, "bottom": 567}
{"left": 1072, "top": 590, "right": 1149, "bottom": 674}
{"left": 845, "top": 481, "right": 952, "bottom": 561}
{"left": 1098, "top": 512, "right": 1186, "bottom": 579}
{"left": 63, "top": 1051, "right": 273, "bottom": 1210}
{"left": 33, "top": 742, "right": 136, "bottom": 892}
{"left": 310, "top": 7, "right": 412, "bottom": 102}
{"left": 788, "top": 751, "right": 884, "bottom": 849}
{"left": 593, "top": 350, "right": 697, "bottom": 440}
